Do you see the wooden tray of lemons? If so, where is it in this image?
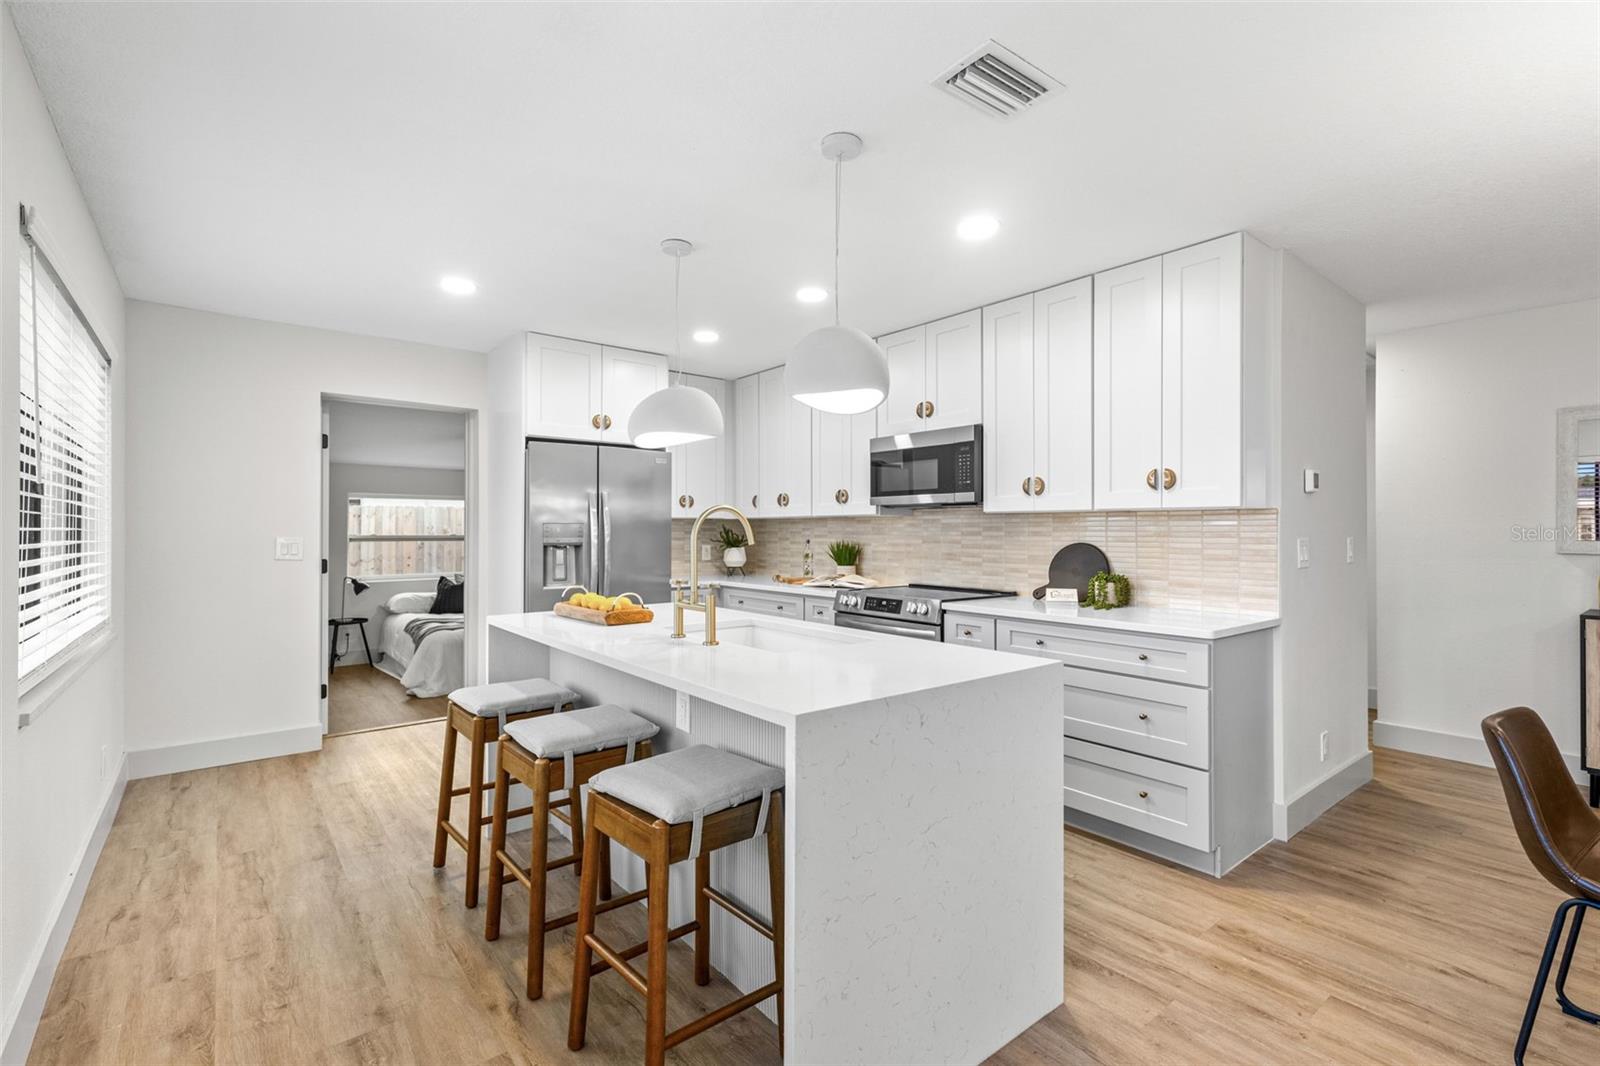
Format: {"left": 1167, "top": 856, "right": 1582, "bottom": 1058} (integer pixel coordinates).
{"left": 552, "top": 587, "right": 654, "bottom": 626}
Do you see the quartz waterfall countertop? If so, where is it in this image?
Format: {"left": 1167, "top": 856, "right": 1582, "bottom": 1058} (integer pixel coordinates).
{"left": 488, "top": 609, "right": 1057, "bottom": 725}
{"left": 944, "top": 596, "right": 1280, "bottom": 639}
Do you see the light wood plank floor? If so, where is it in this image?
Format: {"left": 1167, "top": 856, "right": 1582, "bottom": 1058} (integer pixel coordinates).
{"left": 327, "top": 663, "right": 446, "bottom": 736}
{"left": 27, "top": 729, "right": 1599, "bottom": 1065}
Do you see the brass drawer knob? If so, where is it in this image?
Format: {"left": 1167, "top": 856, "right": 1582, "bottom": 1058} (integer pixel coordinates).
{"left": 593, "top": 414, "right": 603, "bottom": 430}
{"left": 1138, "top": 790, "right": 1150, "bottom": 800}
{"left": 778, "top": 492, "right": 790, "bottom": 507}
{"left": 1163, "top": 467, "right": 1176, "bottom": 490}
{"left": 1022, "top": 477, "right": 1032, "bottom": 496}
{"left": 924, "top": 400, "right": 934, "bottom": 419}
{"left": 915, "top": 401, "right": 926, "bottom": 419}
{"left": 1137, "top": 653, "right": 1149, "bottom": 661}
{"left": 836, "top": 488, "right": 849, "bottom": 504}
{"left": 1035, "top": 638, "right": 1045, "bottom": 647}
{"left": 1146, "top": 467, "right": 1159, "bottom": 491}
{"left": 1032, "top": 476, "right": 1045, "bottom": 496}
{"left": 1138, "top": 713, "right": 1150, "bottom": 721}
{"left": 752, "top": 495, "right": 759, "bottom": 508}
{"left": 678, "top": 495, "right": 688, "bottom": 508}
{"left": 686, "top": 495, "right": 694, "bottom": 508}
{"left": 603, "top": 414, "right": 613, "bottom": 430}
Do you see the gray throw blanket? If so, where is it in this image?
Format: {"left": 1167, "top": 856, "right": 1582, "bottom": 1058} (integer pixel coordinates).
{"left": 404, "top": 614, "right": 464, "bottom": 650}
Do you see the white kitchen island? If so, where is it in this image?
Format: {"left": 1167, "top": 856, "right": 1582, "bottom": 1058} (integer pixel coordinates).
{"left": 488, "top": 607, "right": 1063, "bottom": 1065}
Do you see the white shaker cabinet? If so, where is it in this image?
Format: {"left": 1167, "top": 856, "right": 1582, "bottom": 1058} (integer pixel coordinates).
{"left": 1160, "top": 236, "right": 1243, "bottom": 507}
{"left": 757, "top": 367, "right": 812, "bottom": 517}
{"left": 811, "top": 408, "right": 876, "bottom": 516}
{"left": 1092, "top": 256, "right": 1165, "bottom": 509}
{"left": 670, "top": 375, "right": 729, "bottom": 517}
{"left": 733, "top": 373, "right": 761, "bottom": 514}
{"left": 983, "top": 278, "right": 1093, "bottom": 513}
{"left": 523, "top": 333, "right": 667, "bottom": 442}
{"left": 876, "top": 309, "right": 982, "bottom": 436}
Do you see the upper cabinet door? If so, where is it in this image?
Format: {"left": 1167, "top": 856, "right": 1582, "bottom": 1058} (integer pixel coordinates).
{"left": 925, "top": 309, "right": 983, "bottom": 430}
{"left": 877, "top": 324, "right": 927, "bottom": 436}
{"left": 1035, "top": 278, "right": 1094, "bottom": 511}
{"left": 734, "top": 374, "right": 761, "bottom": 514}
{"left": 672, "top": 375, "right": 727, "bottom": 517}
{"left": 982, "top": 294, "right": 1036, "bottom": 513}
{"left": 1161, "top": 234, "right": 1242, "bottom": 507}
{"left": 1093, "top": 256, "right": 1165, "bottom": 509}
{"left": 526, "top": 333, "right": 604, "bottom": 439}
{"left": 601, "top": 346, "right": 669, "bottom": 443}
{"left": 758, "top": 368, "right": 788, "bottom": 515}
{"left": 812, "top": 409, "right": 876, "bottom": 516}
{"left": 783, "top": 387, "right": 814, "bottom": 516}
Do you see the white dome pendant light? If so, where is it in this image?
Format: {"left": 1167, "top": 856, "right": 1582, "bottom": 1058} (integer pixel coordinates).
{"left": 785, "top": 132, "right": 890, "bottom": 415}
{"left": 629, "top": 238, "right": 724, "bottom": 449}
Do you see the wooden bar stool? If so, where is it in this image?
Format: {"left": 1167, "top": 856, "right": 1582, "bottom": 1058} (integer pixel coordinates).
{"left": 433, "top": 678, "right": 577, "bottom": 908}
{"left": 485, "top": 703, "right": 661, "bottom": 999}
{"left": 568, "top": 745, "right": 785, "bottom": 1066}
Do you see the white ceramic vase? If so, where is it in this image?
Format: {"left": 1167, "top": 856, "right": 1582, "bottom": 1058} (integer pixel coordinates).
{"left": 723, "top": 547, "right": 746, "bottom": 569}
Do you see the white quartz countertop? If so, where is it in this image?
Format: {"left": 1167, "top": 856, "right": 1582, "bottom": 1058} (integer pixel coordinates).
{"left": 488, "top": 607, "right": 1058, "bottom": 724}
{"left": 943, "top": 597, "right": 1280, "bottom": 639}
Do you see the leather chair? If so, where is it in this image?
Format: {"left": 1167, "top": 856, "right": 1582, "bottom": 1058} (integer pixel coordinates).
{"left": 1482, "top": 708, "right": 1600, "bottom": 1064}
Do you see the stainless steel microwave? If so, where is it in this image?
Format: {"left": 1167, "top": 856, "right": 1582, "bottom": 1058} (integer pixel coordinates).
{"left": 868, "top": 425, "right": 982, "bottom": 507}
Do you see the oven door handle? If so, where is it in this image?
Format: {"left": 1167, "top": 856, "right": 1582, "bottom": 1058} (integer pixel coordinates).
{"left": 833, "top": 613, "right": 943, "bottom": 640}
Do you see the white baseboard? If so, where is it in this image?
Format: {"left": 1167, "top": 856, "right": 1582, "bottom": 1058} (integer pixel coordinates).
{"left": 0, "top": 756, "right": 127, "bottom": 1066}
{"left": 1273, "top": 749, "right": 1374, "bottom": 841}
{"left": 127, "top": 723, "right": 323, "bottom": 779}
{"left": 1373, "top": 719, "right": 1586, "bottom": 783}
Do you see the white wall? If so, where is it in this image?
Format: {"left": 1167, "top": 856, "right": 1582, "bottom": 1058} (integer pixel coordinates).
{"left": 0, "top": 10, "right": 128, "bottom": 1061}
{"left": 327, "top": 460, "right": 465, "bottom": 665}
{"left": 1375, "top": 299, "right": 1600, "bottom": 770}
{"left": 123, "top": 302, "right": 486, "bottom": 772}
{"left": 1272, "top": 251, "right": 1371, "bottom": 836}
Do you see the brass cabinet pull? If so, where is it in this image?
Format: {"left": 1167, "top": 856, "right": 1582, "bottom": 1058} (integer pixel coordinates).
{"left": 1146, "top": 468, "right": 1159, "bottom": 491}
{"left": 778, "top": 492, "right": 790, "bottom": 507}
{"left": 1035, "top": 638, "right": 1045, "bottom": 647}
{"left": 686, "top": 495, "right": 694, "bottom": 508}
{"left": 1137, "top": 653, "right": 1149, "bottom": 661}
{"left": 924, "top": 400, "right": 934, "bottom": 419}
{"left": 1022, "top": 478, "right": 1033, "bottom": 496}
{"left": 835, "top": 488, "right": 849, "bottom": 504}
{"left": 678, "top": 495, "right": 688, "bottom": 508}
{"left": 603, "top": 414, "right": 613, "bottom": 430}
{"left": 914, "top": 401, "right": 926, "bottom": 419}
{"left": 752, "top": 495, "right": 759, "bottom": 508}
{"left": 1138, "top": 790, "right": 1150, "bottom": 800}
{"left": 1162, "top": 467, "right": 1176, "bottom": 490}
{"left": 592, "top": 414, "right": 603, "bottom": 430}
{"left": 1032, "top": 476, "right": 1045, "bottom": 496}
{"left": 1138, "top": 713, "right": 1150, "bottom": 721}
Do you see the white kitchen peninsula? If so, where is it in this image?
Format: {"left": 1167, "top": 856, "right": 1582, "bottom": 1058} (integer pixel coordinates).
{"left": 488, "top": 607, "right": 1063, "bottom": 1065}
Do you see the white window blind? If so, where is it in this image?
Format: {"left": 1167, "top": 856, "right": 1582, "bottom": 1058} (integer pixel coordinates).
{"left": 19, "top": 211, "right": 112, "bottom": 687}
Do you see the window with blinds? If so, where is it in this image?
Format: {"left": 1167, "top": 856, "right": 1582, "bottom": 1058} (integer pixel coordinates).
{"left": 18, "top": 217, "right": 112, "bottom": 688}
{"left": 1580, "top": 459, "right": 1599, "bottom": 543}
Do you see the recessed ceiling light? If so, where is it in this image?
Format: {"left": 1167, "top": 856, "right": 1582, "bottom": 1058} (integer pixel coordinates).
{"left": 957, "top": 214, "right": 1000, "bottom": 242}
{"left": 796, "top": 286, "right": 828, "bottom": 304}
{"left": 439, "top": 275, "right": 477, "bottom": 295}
{"left": 692, "top": 329, "right": 719, "bottom": 344}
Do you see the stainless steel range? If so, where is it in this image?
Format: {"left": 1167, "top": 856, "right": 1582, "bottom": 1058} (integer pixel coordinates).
{"left": 833, "top": 584, "right": 1010, "bottom": 641}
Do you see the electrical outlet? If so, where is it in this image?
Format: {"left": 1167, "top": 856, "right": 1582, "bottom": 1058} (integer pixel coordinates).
{"left": 1296, "top": 537, "right": 1311, "bottom": 569}
{"left": 675, "top": 690, "right": 691, "bottom": 733}
{"left": 1319, "top": 731, "right": 1329, "bottom": 762}
{"left": 1346, "top": 537, "right": 1355, "bottom": 564}
{"left": 700, "top": 543, "right": 712, "bottom": 562}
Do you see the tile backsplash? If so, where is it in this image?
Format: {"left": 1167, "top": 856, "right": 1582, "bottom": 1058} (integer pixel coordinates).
{"left": 673, "top": 509, "right": 1279, "bottom": 613}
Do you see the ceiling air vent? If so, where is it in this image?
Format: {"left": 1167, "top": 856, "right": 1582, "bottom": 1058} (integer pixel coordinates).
{"left": 934, "top": 41, "right": 1061, "bottom": 120}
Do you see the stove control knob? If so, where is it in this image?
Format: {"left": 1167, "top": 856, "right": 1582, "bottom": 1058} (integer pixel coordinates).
{"left": 921, "top": 603, "right": 932, "bottom": 615}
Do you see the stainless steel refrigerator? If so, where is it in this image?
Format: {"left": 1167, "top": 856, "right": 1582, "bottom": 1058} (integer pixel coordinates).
{"left": 524, "top": 439, "right": 672, "bottom": 611}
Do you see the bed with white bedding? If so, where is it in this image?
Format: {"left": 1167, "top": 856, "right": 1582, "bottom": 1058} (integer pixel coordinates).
{"left": 375, "top": 590, "right": 465, "bottom": 697}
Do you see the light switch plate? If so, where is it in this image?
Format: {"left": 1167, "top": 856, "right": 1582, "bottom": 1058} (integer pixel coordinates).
{"left": 275, "top": 536, "right": 304, "bottom": 561}
{"left": 1346, "top": 537, "right": 1355, "bottom": 564}
{"left": 675, "top": 690, "right": 691, "bottom": 733}
{"left": 1296, "top": 537, "right": 1311, "bottom": 569}
{"left": 700, "top": 543, "right": 712, "bottom": 562}
{"left": 1303, "top": 469, "right": 1321, "bottom": 493}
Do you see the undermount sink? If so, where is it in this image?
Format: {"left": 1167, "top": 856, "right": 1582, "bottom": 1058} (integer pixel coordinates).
{"left": 711, "top": 623, "right": 855, "bottom": 653}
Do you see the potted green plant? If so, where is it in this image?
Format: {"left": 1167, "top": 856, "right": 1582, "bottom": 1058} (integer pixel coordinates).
{"left": 716, "top": 525, "right": 748, "bottom": 571}
{"left": 827, "top": 540, "right": 862, "bottom": 576}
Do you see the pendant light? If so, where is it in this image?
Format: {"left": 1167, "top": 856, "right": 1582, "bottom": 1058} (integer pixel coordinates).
{"left": 629, "top": 238, "right": 724, "bottom": 449}
{"left": 785, "top": 132, "right": 889, "bottom": 415}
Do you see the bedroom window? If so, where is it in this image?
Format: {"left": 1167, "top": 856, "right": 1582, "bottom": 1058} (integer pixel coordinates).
{"left": 347, "top": 495, "right": 465, "bottom": 577}
{"left": 18, "top": 210, "right": 113, "bottom": 690}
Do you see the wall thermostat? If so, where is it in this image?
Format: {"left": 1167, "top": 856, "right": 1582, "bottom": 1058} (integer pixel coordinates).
{"left": 1303, "top": 469, "right": 1321, "bottom": 493}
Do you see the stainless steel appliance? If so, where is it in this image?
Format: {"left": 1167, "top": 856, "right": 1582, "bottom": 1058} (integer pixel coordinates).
{"left": 868, "top": 425, "right": 982, "bottom": 507}
{"left": 833, "top": 583, "right": 1009, "bottom": 641}
{"left": 524, "top": 439, "right": 672, "bottom": 611}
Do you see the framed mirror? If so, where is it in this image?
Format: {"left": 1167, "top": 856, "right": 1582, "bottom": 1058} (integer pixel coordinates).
{"left": 1557, "top": 404, "right": 1600, "bottom": 555}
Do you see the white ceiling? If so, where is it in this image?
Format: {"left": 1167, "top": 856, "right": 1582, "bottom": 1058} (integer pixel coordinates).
{"left": 326, "top": 400, "right": 465, "bottom": 470}
{"left": 12, "top": 2, "right": 1598, "bottom": 374}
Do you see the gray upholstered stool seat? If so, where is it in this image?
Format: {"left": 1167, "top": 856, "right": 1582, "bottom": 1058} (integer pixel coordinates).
{"left": 590, "top": 744, "right": 783, "bottom": 838}
{"left": 450, "top": 678, "right": 578, "bottom": 718}
{"left": 504, "top": 703, "right": 659, "bottom": 781}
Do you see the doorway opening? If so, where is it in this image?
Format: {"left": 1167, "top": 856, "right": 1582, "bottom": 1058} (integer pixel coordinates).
{"left": 320, "top": 397, "right": 470, "bottom": 737}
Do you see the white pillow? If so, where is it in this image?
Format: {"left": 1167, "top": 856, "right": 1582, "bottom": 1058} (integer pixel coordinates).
{"left": 385, "top": 591, "right": 435, "bottom": 614}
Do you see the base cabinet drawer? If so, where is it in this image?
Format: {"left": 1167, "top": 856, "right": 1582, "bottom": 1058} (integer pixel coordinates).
{"left": 944, "top": 612, "right": 996, "bottom": 649}
{"left": 1061, "top": 667, "right": 1211, "bottom": 770}
{"left": 1063, "top": 738, "right": 1212, "bottom": 851}
{"left": 722, "top": 590, "right": 798, "bottom": 618}
{"left": 999, "top": 621, "right": 1210, "bottom": 686}
{"left": 804, "top": 596, "right": 835, "bottom": 625}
